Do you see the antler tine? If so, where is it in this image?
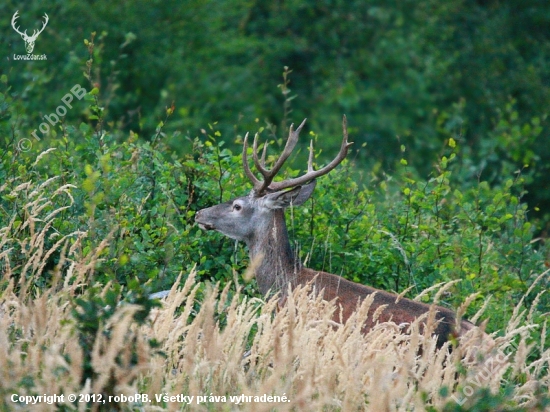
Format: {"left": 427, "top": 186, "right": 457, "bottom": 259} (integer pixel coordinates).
{"left": 252, "top": 133, "right": 269, "bottom": 175}
{"left": 249, "top": 133, "right": 272, "bottom": 194}
{"left": 243, "top": 118, "right": 308, "bottom": 195}
{"left": 242, "top": 132, "right": 262, "bottom": 189}
{"left": 307, "top": 140, "right": 314, "bottom": 173}
{"left": 258, "top": 118, "right": 306, "bottom": 174}
{"left": 33, "top": 13, "right": 49, "bottom": 37}
{"left": 11, "top": 11, "right": 26, "bottom": 36}
{"left": 260, "top": 141, "right": 268, "bottom": 167}
{"left": 269, "top": 115, "right": 353, "bottom": 191}
{"left": 272, "top": 118, "right": 307, "bottom": 172}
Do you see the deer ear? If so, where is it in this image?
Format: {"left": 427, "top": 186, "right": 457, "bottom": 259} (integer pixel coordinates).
{"left": 262, "top": 180, "right": 316, "bottom": 209}
{"left": 290, "top": 180, "right": 316, "bottom": 206}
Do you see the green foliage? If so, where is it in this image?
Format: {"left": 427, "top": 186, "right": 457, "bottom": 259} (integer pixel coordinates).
{"left": 425, "top": 385, "right": 550, "bottom": 411}
{"left": 287, "top": 137, "right": 548, "bottom": 334}
{"left": 1, "top": 0, "right": 549, "bottom": 227}
{"left": 0, "top": 116, "right": 241, "bottom": 293}
{"left": 1, "top": 21, "right": 549, "bottom": 409}
{"left": 1, "top": 60, "right": 548, "bottom": 334}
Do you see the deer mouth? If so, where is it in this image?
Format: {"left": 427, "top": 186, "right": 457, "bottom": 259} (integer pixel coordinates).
{"left": 197, "top": 222, "right": 215, "bottom": 231}
{"left": 195, "top": 210, "right": 215, "bottom": 231}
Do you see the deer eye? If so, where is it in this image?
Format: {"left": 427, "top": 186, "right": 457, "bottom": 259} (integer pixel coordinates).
{"left": 233, "top": 203, "right": 242, "bottom": 211}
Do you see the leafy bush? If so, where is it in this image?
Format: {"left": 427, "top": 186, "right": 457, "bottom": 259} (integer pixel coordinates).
{"left": 2, "top": 0, "right": 550, "bottom": 226}
{"left": 1, "top": 60, "right": 548, "bottom": 330}
{"left": 250, "top": 132, "right": 548, "bottom": 335}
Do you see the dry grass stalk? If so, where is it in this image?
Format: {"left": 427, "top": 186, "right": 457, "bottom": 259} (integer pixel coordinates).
{"left": 1, "top": 174, "right": 549, "bottom": 411}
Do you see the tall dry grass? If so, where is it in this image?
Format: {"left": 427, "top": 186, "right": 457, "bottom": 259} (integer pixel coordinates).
{"left": 1, "top": 169, "right": 549, "bottom": 411}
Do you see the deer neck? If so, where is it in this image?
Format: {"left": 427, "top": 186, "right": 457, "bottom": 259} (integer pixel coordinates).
{"left": 247, "top": 210, "right": 300, "bottom": 296}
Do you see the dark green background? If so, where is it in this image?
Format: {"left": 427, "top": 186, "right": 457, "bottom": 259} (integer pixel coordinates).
{"left": 1, "top": 0, "right": 549, "bottom": 229}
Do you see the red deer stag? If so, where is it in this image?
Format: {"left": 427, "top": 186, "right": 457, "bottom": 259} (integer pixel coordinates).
{"left": 195, "top": 116, "right": 474, "bottom": 348}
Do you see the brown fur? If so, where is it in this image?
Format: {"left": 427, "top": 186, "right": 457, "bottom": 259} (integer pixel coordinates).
{"left": 196, "top": 201, "right": 472, "bottom": 348}
{"left": 195, "top": 117, "right": 478, "bottom": 349}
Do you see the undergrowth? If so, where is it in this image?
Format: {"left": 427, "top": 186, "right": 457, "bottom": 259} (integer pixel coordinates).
{"left": 0, "top": 168, "right": 549, "bottom": 411}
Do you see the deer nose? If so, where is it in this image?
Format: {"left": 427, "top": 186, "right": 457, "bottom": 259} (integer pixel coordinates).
{"left": 195, "top": 210, "right": 201, "bottom": 221}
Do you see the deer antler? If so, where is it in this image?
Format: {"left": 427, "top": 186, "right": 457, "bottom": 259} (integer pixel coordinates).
{"left": 243, "top": 115, "right": 353, "bottom": 196}
{"left": 32, "top": 13, "right": 49, "bottom": 39}
{"left": 242, "top": 118, "right": 306, "bottom": 195}
{"left": 11, "top": 11, "right": 48, "bottom": 40}
{"left": 11, "top": 11, "right": 26, "bottom": 37}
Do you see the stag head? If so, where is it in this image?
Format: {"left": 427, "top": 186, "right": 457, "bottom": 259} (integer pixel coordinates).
{"left": 11, "top": 11, "right": 49, "bottom": 54}
{"left": 195, "top": 116, "right": 353, "bottom": 246}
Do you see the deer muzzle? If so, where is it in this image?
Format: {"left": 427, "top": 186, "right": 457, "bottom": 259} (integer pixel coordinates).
{"left": 195, "top": 210, "right": 215, "bottom": 231}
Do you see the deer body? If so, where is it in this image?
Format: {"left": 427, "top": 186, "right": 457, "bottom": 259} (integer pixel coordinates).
{"left": 196, "top": 117, "right": 473, "bottom": 347}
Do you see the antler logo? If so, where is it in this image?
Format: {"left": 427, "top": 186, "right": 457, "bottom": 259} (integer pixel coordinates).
{"left": 11, "top": 10, "right": 49, "bottom": 54}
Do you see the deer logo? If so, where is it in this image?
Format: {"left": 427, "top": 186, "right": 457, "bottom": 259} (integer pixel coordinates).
{"left": 11, "top": 10, "right": 49, "bottom": 54}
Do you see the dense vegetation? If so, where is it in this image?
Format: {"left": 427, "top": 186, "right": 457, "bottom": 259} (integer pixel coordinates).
{"left": 1, "top": 0, "right": 550, "bottom": 226}
{"left": 1, "top": 1, "right": 549, "bottom": 410}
